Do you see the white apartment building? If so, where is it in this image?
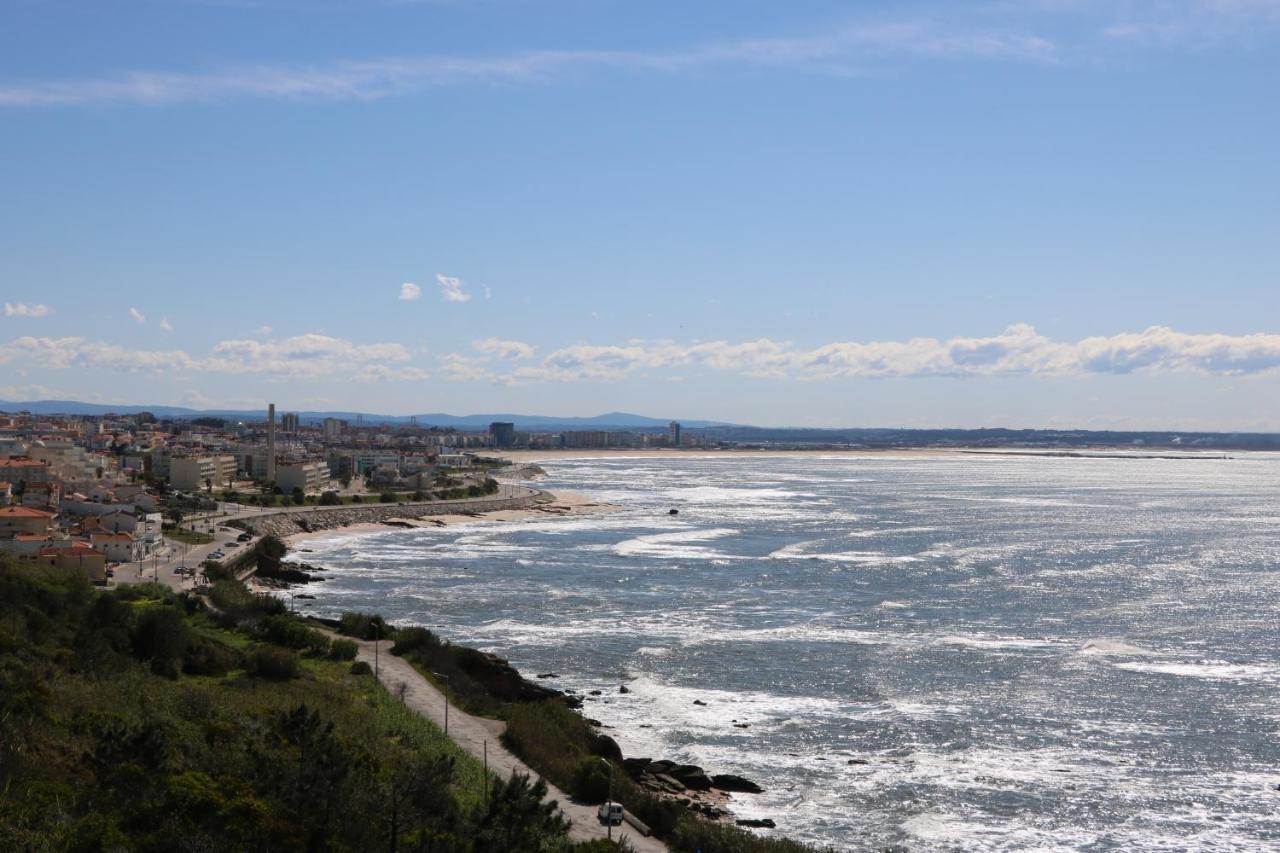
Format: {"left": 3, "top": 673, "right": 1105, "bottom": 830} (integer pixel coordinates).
{"left": 170, "top": 455, "right": 238, "bottom": 491}
{"left": 275, "top": 461, "right": 331, "bottom": 494}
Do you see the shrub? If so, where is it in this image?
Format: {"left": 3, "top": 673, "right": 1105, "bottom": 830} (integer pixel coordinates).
{"left": 262, "top": 614, "right": 330, "bottom": 656}
{"left": 349, "top": 660, "right": 372, "bottom": 676}
{"left": 247, "top": 646, "right": 300, "bottom": 680}
{"left": 132, "top": 606, "right": 192, "bottom": 679}
{"left": 389, "top": 626, "right": 440, "bottom": 656}
{"left": 182, "top": 633, "right": 242, "bottom": 676}
{"left": 338, "top": 612, "right": 390, "bottom": 641}
{"left": 350, "top": 494, "right": 363, "bottom": 504}
{"left": 571, "top": 757, "right": 613, "bottom": 803}
{"left": 328, "top": 639, "right": 358, "bottom": 661}
{"left": 201, "top": 561, "right": 235, "bottom": 583}
{"left": 378, "top": 492, "right": 396, "bottom": 504}
{"left": 319, "top": 491, "right": 341, "bottom": 506}
{"left": 501, "top": 700, "right": 597, "bottom": 792}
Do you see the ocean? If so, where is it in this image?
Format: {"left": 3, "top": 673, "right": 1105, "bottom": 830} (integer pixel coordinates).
{"left": 290, "top": 453, "right": 1280, "bottom": 851}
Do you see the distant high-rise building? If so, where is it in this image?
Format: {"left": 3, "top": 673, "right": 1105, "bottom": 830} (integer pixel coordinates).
{"left": 489, "top": 421, "right": 516, "bottom": 448}
{"left": 668, "top": 421, "right": 682, "bottom": 447}
{"left": 322, "top": 417, "right": 346, "bottom": 439}
{"left": 266, "top": 404, "right": 277, "bottom": 482}
{"left": 282, "top": 412, "right": 300, "bottom": 433}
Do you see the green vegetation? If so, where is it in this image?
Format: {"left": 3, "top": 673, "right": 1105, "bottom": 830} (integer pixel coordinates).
{"left": 0, "top": 557, "right": 593, "bottom": 852}
{"left": 164, "top": 526, "right": 215, "bottom": 545}
{"left": 344, "top": 615, "right": 826, "bottom": 853}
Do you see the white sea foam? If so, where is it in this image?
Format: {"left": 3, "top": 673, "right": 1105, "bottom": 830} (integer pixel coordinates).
{"left": 934, "top": 634, "right": 1068, "bottom": 651}
{"left": 1078, "top": 639, "right": 1158, "bottom": 657}
{"left": 1112, "top": 660, "right": 1279, "bottom": 682}
{"left": 612, "top": 527, "right": 741, "bottom": 560}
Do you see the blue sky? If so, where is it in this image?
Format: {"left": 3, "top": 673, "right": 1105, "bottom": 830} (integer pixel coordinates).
{"left": 2, "top": 1, "right": 1279, "bottom": 428}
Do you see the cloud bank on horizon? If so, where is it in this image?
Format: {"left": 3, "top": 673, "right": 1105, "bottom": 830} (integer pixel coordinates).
{"left": 4, "top": 325, "right": 1280, "bottom": 386}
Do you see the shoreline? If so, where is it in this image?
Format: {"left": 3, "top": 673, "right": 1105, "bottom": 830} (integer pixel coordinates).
{"left": 280, "top": 489, "right": 615, "bottom": 546}
{"left": 265, "top": 490, "right": 759, "bottom": 834}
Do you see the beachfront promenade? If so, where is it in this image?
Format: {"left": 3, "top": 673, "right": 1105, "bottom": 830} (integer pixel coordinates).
{"left": 113, "top": 483, "right": 548, "bottom": 591}
{"left": 351, "top": 635, "right": 668, "bottom": 852}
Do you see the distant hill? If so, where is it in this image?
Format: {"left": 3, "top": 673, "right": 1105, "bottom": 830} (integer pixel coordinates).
{"left": 0, "top": 400, "right": 732, "bottom": 431}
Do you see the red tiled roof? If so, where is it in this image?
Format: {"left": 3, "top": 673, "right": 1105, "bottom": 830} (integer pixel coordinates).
{"left": 40, "top": 545, "right": 101, "bottom": 558}
{"left": 0, "top": 506, "right": 56, "bottom": 518}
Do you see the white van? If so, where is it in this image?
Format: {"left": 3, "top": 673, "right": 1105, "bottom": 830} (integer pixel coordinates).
{"left": 597, "top": 801, "right": 624, "bottom": 826}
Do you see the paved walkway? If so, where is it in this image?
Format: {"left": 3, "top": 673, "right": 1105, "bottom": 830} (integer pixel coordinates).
{"left": 353, "top": 638, "right": 667, "bottom": 852}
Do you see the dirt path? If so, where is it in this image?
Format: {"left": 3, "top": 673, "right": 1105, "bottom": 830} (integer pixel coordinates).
{"left": 353, "top": 638, "right": 668, "bottom": 852}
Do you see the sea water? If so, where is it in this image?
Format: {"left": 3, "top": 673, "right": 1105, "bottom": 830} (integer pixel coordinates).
{"left": 292, "top": 453, "right": 1280, "bottom": 851}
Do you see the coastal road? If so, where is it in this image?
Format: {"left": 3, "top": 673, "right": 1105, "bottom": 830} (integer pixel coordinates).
{"left": 112, "top": 525, "right": 259, "bottom": 591}
{"left": 351, "top": 638, "right": 668, "bottom": 853}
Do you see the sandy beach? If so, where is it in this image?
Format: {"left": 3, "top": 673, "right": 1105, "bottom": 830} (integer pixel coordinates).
{"left": 492, "top": 447, "right": 967, "bottom": 462}
{"left": 282, "top": 490, "right": 614, "bottom": 546}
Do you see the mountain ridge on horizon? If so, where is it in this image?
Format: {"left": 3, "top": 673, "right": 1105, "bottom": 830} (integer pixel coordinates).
{"left": 0, "top": 399, "right": 733, "bottom": 430}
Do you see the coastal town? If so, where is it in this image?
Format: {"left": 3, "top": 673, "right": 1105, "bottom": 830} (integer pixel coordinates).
{"left": 0, "top": 403, "right": 641, "bottom": 586}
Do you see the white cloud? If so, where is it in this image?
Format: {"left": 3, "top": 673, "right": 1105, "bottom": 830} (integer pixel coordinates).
{"left": 438, "top": 354, "right": 498, "bottom": 383}
{"left": 0, "top": 332, "right": 422, "bottom": 382}
{"left": 356, "top": 364, "right": 431, "bottom": 382}
{"left": 8, "top": 2, "right": 1280, "bottom": 109}
{"left": 438, "top": 325, "right": 1280, "bottom": 383}
{"left": 436, "top": 273, "right": 471, "bottom": 303}
{"left": 472, "top": 337, "right": 534, "bottom": 360}
{"left": 483, "top": 286, "right": 493, "bottom": 300}
{"left": 205, "top": 333, "right": 413, "bottom": 378}
{"left": 3, "top": 302, "right": 51, "bottom": 318}
{"left": 128, "top": 307, "right": 146, "bottom": 324}
{"left": 159, "top": 317, "right": 174, "bottom": 331}
{"left": 6, "top": 325, "right": 1280, "bottom": 388}
{"left": 399, "top": 282, "right": 422, "bottom": 301}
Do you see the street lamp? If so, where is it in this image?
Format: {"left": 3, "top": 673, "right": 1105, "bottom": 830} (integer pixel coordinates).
{"left": 432, "top": 672, "right": 451, "bottom": 736}
{"left": 600, "top": 757, "right": 614, "bottom": 841}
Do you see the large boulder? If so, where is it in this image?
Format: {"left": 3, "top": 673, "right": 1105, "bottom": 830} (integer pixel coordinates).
{"left": 591, "top": 733, "right": 624, "bottom": 763}
{"left": 669, "top": 764, "right": 713, "bottom": 791}
{"left": 622, "top": 757, "right": 652, "bottom": 777}
{"left": 712, "top": 773, "right": 764, "bottom": 794}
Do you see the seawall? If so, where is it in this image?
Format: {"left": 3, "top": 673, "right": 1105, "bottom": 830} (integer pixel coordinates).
{"left": 234, "top": 487, "right": 553, "bottom": 539}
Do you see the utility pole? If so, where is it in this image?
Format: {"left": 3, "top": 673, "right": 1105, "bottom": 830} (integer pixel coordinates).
{"left": 432, "top": 672, "right": 451, "bottom": 735}
{"left": 603, "top": 758, "right": 614, "bottom": 841}
{"left": 374, "top": 622, "right": 380, "bottom": 681}
{"left": 484, "top": 741, "right": 489, "bottom": 805}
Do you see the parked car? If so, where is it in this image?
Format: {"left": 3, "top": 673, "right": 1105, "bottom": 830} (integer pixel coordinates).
{"left": 597, "top": 802, "right": 624, "bottom": 827}
{"left": 226, "top": 542, "right": 240, "bottom": 548}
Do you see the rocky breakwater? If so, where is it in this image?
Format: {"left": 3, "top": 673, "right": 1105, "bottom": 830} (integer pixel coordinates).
{"left": 621, "top": 757, "right": 766, "bottom": 824}
{"left": 236, "top": 489, "right": 552, "bottom": 539}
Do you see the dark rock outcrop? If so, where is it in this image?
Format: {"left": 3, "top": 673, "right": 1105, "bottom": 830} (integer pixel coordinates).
{"left": 711, "top": 774, "right": 764, "bottom": 794}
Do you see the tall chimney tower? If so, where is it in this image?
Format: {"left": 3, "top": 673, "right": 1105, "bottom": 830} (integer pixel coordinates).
{"left": 267, "top": 403, "right": 277, "bottom": 482}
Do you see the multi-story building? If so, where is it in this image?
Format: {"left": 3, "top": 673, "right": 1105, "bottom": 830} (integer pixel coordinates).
{"left": 275, "top": 461, "right": 331, "bottom": 494}
{"left": 322, "top": 417, "right": 346, "bottom": 438}
{"left": 668, "top": 421, "right": 682, "bottom": 447}
{"left": 489, "top": 422, "right": 516, "bottom": 448}
{"left": 169, "top": 455, "right": 237, "bottom": 491}
{"left": 0, "top": 505, "right": 56, "bottom": 538}
{"left": 282, "top": 412, "right": 301, "bottom": 433}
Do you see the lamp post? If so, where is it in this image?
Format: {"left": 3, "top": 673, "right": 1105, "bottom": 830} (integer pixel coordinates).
{"left": 432, "top": 672, "right": 451, "bottom": 736}
{"left": 373, "top": 622, "right": 380, "bottom": 681}
{"left": 600, "top": 757, "right": 614, "bottom": 840}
